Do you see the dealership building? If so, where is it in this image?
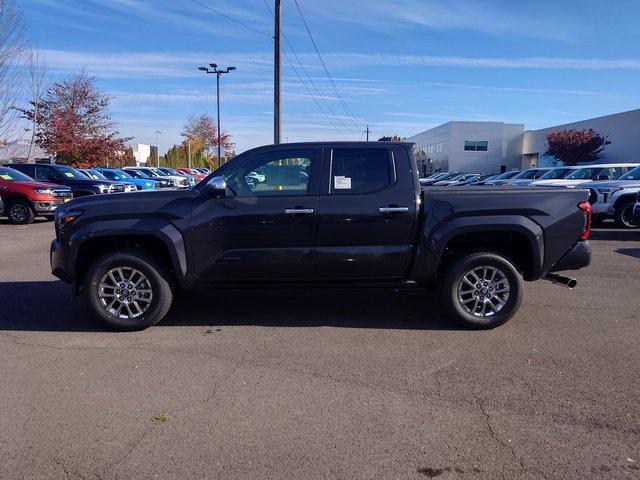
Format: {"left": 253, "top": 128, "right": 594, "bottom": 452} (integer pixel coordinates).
{"left": 406, "top": 108, "right": 640, "bottom": 175}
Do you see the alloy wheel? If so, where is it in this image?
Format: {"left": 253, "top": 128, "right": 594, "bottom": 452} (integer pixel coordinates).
{"left": 457, "top": 266, "right": 511, "bottom": 317}
{"left": 98, "top": 267, "right": 153, "bottom": 320}
{"left": 620, "top": 205, "right": 639, "bottom": 228}
{"left": 9, "top": 204, "right": 28, "bottom": 224}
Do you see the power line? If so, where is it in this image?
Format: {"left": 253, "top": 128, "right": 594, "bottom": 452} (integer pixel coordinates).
{"left": 292, "top": 0, "right": 363, "bottom": 131}
{"left": 262, "top": 0, "right": 356, "bottom": 135}
{"left": 188, "top": 0, "right": 272, "bottom": 38}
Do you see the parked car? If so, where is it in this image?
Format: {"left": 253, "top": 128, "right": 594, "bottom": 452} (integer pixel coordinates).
{"left": 94, "top": 168, "right": 162, "bottom": 190}
{"left": 79, "top": 169, "right": 137, "bottom": 192}
{"left": 433, "top": 173, "right": 481, "bottom": 186}
{"left": 526, "top": 166, "right": 583, "bottom": 186}
{"left": 421, "top": 172, "right": 461, "bottom": 186}
{"left": 7, "top": 163, "right": 129, "bottom": 197}
{"left": 0, "top": 166, "right": 72, "bottom": 224}
{"left": 124, "top": 167, "right": 190, "bottom": 189}
{"left": 530, "top": 164, "right": 639, "bottom": 187}
{"left": 194, "top": 168, "right": 211, "bottom": 175}
{"left": 51, "top": 141, "right": 592, "bottom": 331}
{"left": 119, "top": 168, "right": 173, "bottom": 188}
{"left": 492, "top": 167, "right": 554, "bottom": 186}
{"left": 176, "top": 168, "right": 207, "bottom": 181}
{"left": 455, "top": 173, "right": 497, "bottom": 186}
{"left": 419, "top": 173, "right": 450, "bottom": 186}
{"left": 583, "top": 165, "right": 640, "bottom": 228}
{"left": 157, "top": 167, "right": 197, "bottom": 187}
{"left": 483, "top": 170, "right": 521, "bottom": 185}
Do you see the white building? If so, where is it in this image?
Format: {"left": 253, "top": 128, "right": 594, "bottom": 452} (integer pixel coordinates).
{"left": 407, "top": 121, "right": 524, "bottom": 176}
{"left": 407, "top": 108, "right": 640, "bottom": 175}
{"left": 132, "top": 144, "right": 152, "bottom": 166}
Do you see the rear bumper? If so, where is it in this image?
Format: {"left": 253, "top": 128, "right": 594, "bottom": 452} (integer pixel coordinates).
{"left": 549, "top": 241, "right": 591, "bottom": 272}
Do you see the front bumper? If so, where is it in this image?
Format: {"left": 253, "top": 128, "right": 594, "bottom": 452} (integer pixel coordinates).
{"left": 50, "top": 239, "right": 74, "bottom": 284}
{"left": 549, "top": 241, "right": 591, "bottom": 272}
{"left": 34, "top": 201, "right": 65, "bottom": 214}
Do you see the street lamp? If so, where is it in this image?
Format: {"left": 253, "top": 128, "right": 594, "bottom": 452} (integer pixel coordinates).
{"left": 198, "top": 64, "right": 236, "bottom": 166}
{"left": 155, "top": 130, "right": 161, "bottom": 167}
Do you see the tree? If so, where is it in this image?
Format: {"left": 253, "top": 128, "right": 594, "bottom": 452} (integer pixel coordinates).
{"left": 544, "top": 129, "right": 611, "bottom": 166}
{"left": 18, "top": 71, "right": 132, "bottom": 168}
{"left": 0, "top": 0, "right": 26, "bottom": 143}
{"left": 182, "top": 114, "right": 234, "bottom": 168}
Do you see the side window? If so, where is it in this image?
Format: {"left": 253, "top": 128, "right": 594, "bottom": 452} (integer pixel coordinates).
{"left": 35, "top": 167, "right": 57, "bottom": 182}
{"left": 224, "top": 149, "right": 314, "bottom": 196}
{"left": 330, "top": 148, "right": 392, "bottom": 195}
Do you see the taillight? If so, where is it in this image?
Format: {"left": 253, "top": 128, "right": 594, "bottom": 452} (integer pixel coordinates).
{"left": 578, "top": 201, "right": 592, "bottom": 240}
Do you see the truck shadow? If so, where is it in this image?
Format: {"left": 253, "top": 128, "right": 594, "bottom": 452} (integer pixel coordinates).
{"left": 0, "top": 281, "right": 460, "bottom": 332}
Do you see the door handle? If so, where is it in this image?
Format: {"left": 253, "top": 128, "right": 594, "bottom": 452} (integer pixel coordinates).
{"left": 284, "top": 208, "right": 314, "bottom": 215}
{"left": 379, "top": 206, "right": 409, "bottom": 214}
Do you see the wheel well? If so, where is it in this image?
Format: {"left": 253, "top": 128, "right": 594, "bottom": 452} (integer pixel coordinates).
{"left": 6, "top": 196, "right": 33, "bottom": 209}
{"left": 438, "top": 230, "right": 535, "bottom": 280}
{"left": 613, "top": 193, "right": 637, "bottom": 209}
{"left": 75, "top": 235, "right": 175, "bottom": 288}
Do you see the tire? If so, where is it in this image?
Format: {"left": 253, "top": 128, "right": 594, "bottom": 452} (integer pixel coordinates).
{"left": 84, "top": 250, "right": 173, "bottom": 331}
{"left": 7, "top": 199, "right": 35, "bottom": 225}
{"left": 440, "top": 251, "right": 523, "bottom": 329}
{"left": 614, "top": 201, "right": 639, "bottom": 229}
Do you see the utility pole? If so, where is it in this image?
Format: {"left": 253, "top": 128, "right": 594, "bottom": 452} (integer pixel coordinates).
{"left": 198, "top": 64, "right": 236, "bottom": 166}
{"left": 364, "top": 125, "right": 371, "bottom": 141}
{"left": 274, "top": 0, "right": 281, "bottom": 145}
{"left": 155, "top": 130, "right": 161, "bottom": 167}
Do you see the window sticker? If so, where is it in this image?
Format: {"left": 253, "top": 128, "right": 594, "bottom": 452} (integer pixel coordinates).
{"left": 1, "top": 174, "right": 12, "bottom": 180}
{"left": 334, "top": 176, "right": 352, "bottom": 189}
{"left": 64, "top": 172, "right": 74, "bottom": 178}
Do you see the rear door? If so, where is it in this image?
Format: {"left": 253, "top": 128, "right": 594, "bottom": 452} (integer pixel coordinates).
{"left": 314, "top": 145, "right": 418, "bottom": 279}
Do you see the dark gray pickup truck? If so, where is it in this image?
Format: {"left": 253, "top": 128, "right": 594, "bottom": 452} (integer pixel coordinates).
{"left": 51, "top": 142, "right": 592, "bottom": 330}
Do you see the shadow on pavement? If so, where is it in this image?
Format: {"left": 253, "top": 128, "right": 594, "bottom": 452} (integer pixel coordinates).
{"left": 0, "top": 280, "right": 458, "bottom": 332}
{"left": 615, "top": 248, "right": 640, "bottom": 259}
{"left": 590, "top": 228, "right": 640, "bottom": 241}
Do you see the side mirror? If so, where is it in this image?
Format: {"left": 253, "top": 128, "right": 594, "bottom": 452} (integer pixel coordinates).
{"left": 205, "top": 176, "right": 227, "bottom": 196}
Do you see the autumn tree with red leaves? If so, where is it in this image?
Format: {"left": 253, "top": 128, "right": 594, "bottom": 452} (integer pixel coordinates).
{"left": 182, "top": 114, "right": 234, "bottom": 168}
{"left": 544, "top": 129, "right": 611, "bottom": 166}
{"left": 18, "top": 72, "right": 132, "bottom": 168}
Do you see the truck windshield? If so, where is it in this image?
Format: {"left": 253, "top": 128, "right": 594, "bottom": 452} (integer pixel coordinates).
{"left": 0, "top": 167, "right": 33, "bottom": 182}
{"left": 619, "top": 166, "right": 640, "bottom": 180}
{"left": 566, "top": 168, "right": 600, "bottom": 180}
{"left": 514, "top": 169, "right": 545, "bottom": 179}
{"left": 493, "top": 171, "right": 519, "bottom": 180}
{"left": 55, "top": 165, "right": 86, "bottom": 180}
{"left": 102, "top": 170, "right": 133, "bottom": 181}
{"left": 539, "top": 168, "right": 573, "bottom": 180}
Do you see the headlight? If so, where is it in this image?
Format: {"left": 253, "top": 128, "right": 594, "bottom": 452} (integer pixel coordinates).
{"left": 55, "top": 209, "right": 82, "bottom": 227}
{"left": 33, "top": 188, "right": 53, "bottom": 195}
{"left": 98, "top": 185, "right": 108, "bottom": 194}
{"left": 145, "top": 182, "right": 154, "bottom": 188}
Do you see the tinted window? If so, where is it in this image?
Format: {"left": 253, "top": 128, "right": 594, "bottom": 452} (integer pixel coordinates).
{"left": 0, "top": 167, "right": 32, "bottom": 182}
{"left": 35, "top": 166, "right": 59, "bottom": 182}
{"left": 515, "top": 169, "right": 544, "bottom": 179}
{"left": 330, "top": 148, "right": 392, "bottom": 195}
{"left": 224, "top": 149, "right": 314, "bottom": 197}
{"left": 620, "top": 166, "right": 640, "bottom": 180}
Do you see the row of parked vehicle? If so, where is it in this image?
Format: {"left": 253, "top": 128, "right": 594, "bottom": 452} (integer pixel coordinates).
{"left": 420, "top": 162, "right": 640, "bottom": 228}
{"left": 0, "top": 163, "right": 211, "bottom": 225}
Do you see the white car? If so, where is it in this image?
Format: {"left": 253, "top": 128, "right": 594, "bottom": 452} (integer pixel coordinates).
{"left": 583, "top": 165, "right": 640, "bottom": 228}
{"left": 492, "top": 167, "right": 553, "bottom": 185}
{"left": 530, "top": 163, "right": 639, "bottom": 188}
{"left": 526, "top": 166, "right": 583, "bottom": 186}
{"left": 123, "top": 167, "right": 190, "bottom": 189}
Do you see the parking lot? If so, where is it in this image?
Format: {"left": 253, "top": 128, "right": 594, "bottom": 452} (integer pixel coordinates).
{"left": 0, "top": 219, "right": 638, "bottom": 479}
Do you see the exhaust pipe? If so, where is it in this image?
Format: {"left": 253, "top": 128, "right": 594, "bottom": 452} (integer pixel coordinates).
{"left": 544, "top": 273, "right": 577, "bottom": 289}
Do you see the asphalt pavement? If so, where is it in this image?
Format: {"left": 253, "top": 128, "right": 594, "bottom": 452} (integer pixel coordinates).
{"left": 0, "top": 219, "right": 638, "bottom": 479}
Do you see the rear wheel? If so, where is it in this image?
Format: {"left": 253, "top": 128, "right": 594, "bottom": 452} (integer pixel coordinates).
{"left": 614, "top": 201, "right": 639, "bottom": 229}
{"left": 440, "top": 251, "right": 523, "bottom": 329}
{"left": 7, "top": 199, "right": 35, "bottom": 225}
{"left": 84, "top": 250, "right": 173, "bottom": 331}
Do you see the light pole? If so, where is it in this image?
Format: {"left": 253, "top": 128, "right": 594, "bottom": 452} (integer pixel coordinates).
{"left": 155, "top": 130, "right": 161, "bottom": 167}
{"left": 199, "top": 64, "right": 236, "bottom": 166}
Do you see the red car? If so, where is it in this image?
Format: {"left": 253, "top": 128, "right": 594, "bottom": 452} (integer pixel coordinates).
{"left": 176, "top": 168, "right": 207, "bottom": 182}
{"left": 0, "top": 166, "right": 73, "bottom": 224}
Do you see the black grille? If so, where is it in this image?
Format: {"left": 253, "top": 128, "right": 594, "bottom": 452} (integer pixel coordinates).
{"left": 110, "top": 184, "right": 126, "bottom": 193}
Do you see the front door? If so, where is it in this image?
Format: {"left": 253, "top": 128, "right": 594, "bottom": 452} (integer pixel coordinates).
{"left": 314, "top": 145, "right": 417, "bottom": 279}
{"left": 190, "top": 147, "right": 321, "bottom": 282}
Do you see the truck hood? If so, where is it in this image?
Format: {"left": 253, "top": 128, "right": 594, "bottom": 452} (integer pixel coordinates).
{"left": 65, "top": 179, "right": 119, "bottom": 187}
{"left": 578, "top": 180, "right": 640, "bottom": 189}
{"left": 60, "top": 188, "right": 196, "bottom": 215}
{"left": 15, "top": 180, "right": 71, "bottom": 190}
{"left": 531, "top": 179, "right": 590, "bottom": 187}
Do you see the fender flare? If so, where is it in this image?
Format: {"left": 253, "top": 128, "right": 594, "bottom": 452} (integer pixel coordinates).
{"left": 67, "top": 218, "right": 188, "bottom": 285}
{"left": 419, "top": 215, "right": 544, "bottom": 280}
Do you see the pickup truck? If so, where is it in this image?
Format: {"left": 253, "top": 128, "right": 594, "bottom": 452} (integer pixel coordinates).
{"left": 50, "top": 142, "right": 592, "bottom": 331}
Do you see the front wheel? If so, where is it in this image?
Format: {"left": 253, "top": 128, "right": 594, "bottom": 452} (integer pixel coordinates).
{"left": 614, "top": 201, "right": 639, "bottom": 229}
{"left": 440, "top": 251, "right": 523, "bottom": 329}
{"left": 7, "top": 199, "right": 35, "bottom": 225}
{"left": 84, "top": 250, "right": 173, "bottom": 331}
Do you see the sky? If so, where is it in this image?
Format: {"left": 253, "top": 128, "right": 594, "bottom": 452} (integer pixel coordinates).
{"left": 17, "top": 0, "right": 640, "bottom": 154}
